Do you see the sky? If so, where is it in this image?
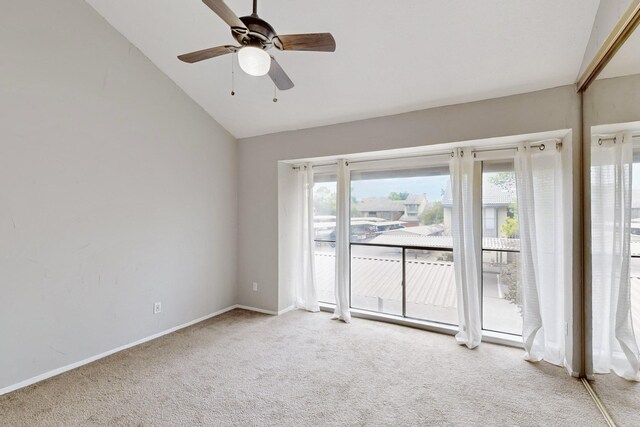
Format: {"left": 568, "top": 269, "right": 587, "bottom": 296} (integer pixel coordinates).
{"left": 316, "top": 164, "right": 640, "bottom": 204}
{"left": 314, "top": 175, "right": 450, "bottom": 202}
{"left": 351, "top": 176, "right": 450, "bottom": 202}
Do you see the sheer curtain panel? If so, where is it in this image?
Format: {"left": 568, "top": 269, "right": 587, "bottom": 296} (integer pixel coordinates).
{"left": 591, "top": 132, "right": 640, "bottom": 381}
{"left": 515, "top": 143, "right": 565, "bottom": 365}
{"left": 332, "top": 160, "right": 351, "bottom": 322}
{"left": 293, "top": 164, "right": 320, "bottom": 312}
{"left": 450, "top": 150, "right": 482, "bottom": 348}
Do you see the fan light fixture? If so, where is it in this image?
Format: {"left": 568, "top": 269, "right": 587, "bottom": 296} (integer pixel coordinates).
{"left": 238, "top": 46, "right": 271, "bottom": 76}
{"left": 177, "top": 0, "right": 337, "bottom": 92}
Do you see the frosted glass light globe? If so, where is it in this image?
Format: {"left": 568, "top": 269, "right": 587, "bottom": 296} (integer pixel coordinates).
{"left": 238, "top": 46, "right": 271, "bottom": 76}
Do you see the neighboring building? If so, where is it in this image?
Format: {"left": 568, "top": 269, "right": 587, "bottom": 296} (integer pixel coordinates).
{"left": 368, "top": 224, "right": 445, "bottom": 246}
{"left": 354, "top": 194, "right": 428, "bottom": 225}
{"left": 400, "top": 194, "right": 429, "bottom": 225}
{"left": 442, "top": 180, "right": 516, "bottom": 238}
{"left": 354, "top": 197, "right": 405, "bottom": 221}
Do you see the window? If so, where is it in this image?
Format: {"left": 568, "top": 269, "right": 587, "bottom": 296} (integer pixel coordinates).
{"left": 630, "top": 161, "right": 640, "bottom": 338}
{"left": 348, "top": 164, "right": 456, "bottom": 325}
{"left": 483, "top": 207, "right": 497, "bottom": 237}
{"left": 307, "top": 150, "right": 538, "bottom": 339}
{"left": 406, "top": 204, "right": 419, "bottom": 214}
{"left": 481, "top": 160, "right": 522, "bottom": 336}
{"left": 313, "top": 173, "right": 337, "bottom": 304}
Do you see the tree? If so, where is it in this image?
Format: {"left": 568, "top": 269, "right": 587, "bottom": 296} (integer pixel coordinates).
{"left": 500, "top": 203, "right": 519, "bottom": 238}
{"left": 490, "top": 172, "right": 515, "bottom": 192}
{"left": 351, "top": 187, "right": 360, "bottom": 217}
{"left": 313, "top": 186, "right": 336, "bottom": 216}
{"left": 388, "top": 191, "right": 409, "bottom": 200}
{"left": 437, "top": 252, "right": 453, "bottom": 262}
{"left": 497, "top": 202, "right": 521, "bottom": 312}
{"left": 421, "top": 201, "right": 444, "bottom": 225}
{"left": 502, "top": 257, "right": 521, "bottom": 310}
{"left": 488, "top": 173, "right": 521, "bottom": 312}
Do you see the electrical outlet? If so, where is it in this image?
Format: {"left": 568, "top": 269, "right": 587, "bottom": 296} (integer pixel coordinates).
{"left": 252, "top": 282, "right": 258, "bottom": 292}
{"left": 154, "top": 302, "right": 162, "bottom": 314}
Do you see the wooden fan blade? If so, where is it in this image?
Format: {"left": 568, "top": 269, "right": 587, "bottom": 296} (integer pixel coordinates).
{"left": 268, "top": 57, "right": 294, "bottom": 90}
{"left": 178, "top": 45, "right": 237, "bottom": 63}
{"left": 202, "top": 0, "right": 247, "bottom": 32}
{"left": 275, "top": 33, "right": 336, "bottom": 52}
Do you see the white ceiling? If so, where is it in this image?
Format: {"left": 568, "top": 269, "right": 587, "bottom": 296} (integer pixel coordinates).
{"left": 87, "top": 0, "right": 600, "bottom": 138}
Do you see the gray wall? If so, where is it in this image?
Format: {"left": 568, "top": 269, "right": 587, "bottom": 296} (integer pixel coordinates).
{"left": 0, "top": 1, "right": 237, "bottom": 390}
{"left": 582, "top": 72, "right": 640, "bottom": 377}
{"left": 584, "top": 74, "right": 640, "bottom": 124}
{"left": 238, "top": 84, "right": 583, "bottom": 374}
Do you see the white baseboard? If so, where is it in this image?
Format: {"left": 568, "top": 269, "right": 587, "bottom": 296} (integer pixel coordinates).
{"left": 0, "top": 303, "right": 296, "bottom": 396}
{"left": 235, "top": 304, "right": 297, "bottom": 316}
{"left": 235, "top": 304, "right": 278, "bottom": 315}
{"left": 0, "top": 304, "right": 237, "bottom": 397}
{"left": 277, "top": 305, "right": 296, "bottom": 315}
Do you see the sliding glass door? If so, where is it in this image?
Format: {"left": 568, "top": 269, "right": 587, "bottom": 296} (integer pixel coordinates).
{"left": 348, "top": 164, "right": 457, "bottom": 325}
{"left": 630, "top": 160, "right": 640, "bottom": 344}
{"left": 480, "top": 160, "right": 522, "bottom": 336}
{"left": 310, "top": 153, "right": 540, "bottom": 339}
{"left": 312, "top": 172, "right": 337, "bottom": 304}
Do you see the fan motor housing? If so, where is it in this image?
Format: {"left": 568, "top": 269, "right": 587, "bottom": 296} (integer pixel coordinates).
{"left": 233, "top": 15, "right": 277, "bottom": 49}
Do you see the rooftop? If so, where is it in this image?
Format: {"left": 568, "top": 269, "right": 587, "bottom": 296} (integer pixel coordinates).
{"left": 315, "top": 252, "right": 456, "bottom": 309}
{"left": 355, "top": 194, "right": 427, "bottom": 213}
{"left": 354, "top": 198, "right": 406, "bottom": 213}
{"left": 369, "top": 234, "right": 521, "bottom": 252}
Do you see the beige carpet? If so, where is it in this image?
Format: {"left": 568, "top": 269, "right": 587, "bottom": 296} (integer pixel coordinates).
{"left": 1, "top": 309, "right": 605, "bottom": 426}
{"left": 590, "top": 374, "right": 640, "bottom": 427}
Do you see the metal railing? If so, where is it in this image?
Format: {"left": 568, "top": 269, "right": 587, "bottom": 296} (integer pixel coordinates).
{"left": 316, "top": 238, "right": 524, "bottom": 335}
{"left": 316, "top": 239, "right": 454, "bottom": 322}
{"left": 351, "top": 241, "right": 453, "bottom": 319}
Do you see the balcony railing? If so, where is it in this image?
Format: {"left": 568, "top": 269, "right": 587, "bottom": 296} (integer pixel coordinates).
{"left": 315, "top": 238, "right": 525, "bottom": 334}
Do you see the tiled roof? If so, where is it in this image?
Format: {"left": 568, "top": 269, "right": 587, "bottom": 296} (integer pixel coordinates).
{"left": 315, "top": 252, "right": 456, "bottom": 308}
{"left": 316, "top": 250, "right": 639, "bottom": 337}
{"left": 381, "top": 225, "right": 445, "bottom": 237}
{"left": 355, "top": 197, "right": 405, "bottom": 212}
{"left": 368, "top": 234, "right": 520, "bottom": 251}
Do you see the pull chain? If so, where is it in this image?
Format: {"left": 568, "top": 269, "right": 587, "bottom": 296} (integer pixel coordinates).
{"left": 231, "top": 52, "right": 236, "bottom": 96}
{"left": 273, "top": 83, "right": 278, "bottom": 103}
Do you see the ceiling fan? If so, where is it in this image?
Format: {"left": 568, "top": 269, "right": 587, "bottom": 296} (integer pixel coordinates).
{"left": 178, "top": 0, "right": 336, "bottom": 91}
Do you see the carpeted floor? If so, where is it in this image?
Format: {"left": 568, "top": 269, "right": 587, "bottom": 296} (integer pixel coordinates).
{"left": 1, "top": 309, "right": 606, "bottom": 426}
{"left": 590, "top": 374, "right": 640, "bottom": 427}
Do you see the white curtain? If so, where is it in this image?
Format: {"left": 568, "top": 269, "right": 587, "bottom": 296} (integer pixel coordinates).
{"left": 332, "top": 160, "right": 351, "bottom": 322}
{"left": 515, "top": 143, "right": 565, "bottom": 365}
{"left": 293, "top": 164, "right": 320, "bottom": 312}
{"left": 450, "top": 150, "right": 482, "bottom": 348}
{"left": 591, "top": 132, "right": 640, "bottom": 381}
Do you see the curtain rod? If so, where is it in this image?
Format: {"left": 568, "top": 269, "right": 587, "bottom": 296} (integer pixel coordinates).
{"left": 292, "top": 161, "right": 336, "bottom": 170}
{"left": 291, "top": 138, "right": 563, "bottom": 170}
{"left": 470, "top": 138, "right": 562, "bottom": 157}
{"left": 291, "top": 151, "right": 453, "bottom": 170}
{"left": 596, "top": 133, "right": 640, "bottom": 145}
{"left": 346, "top": 150, "right": 454, "bottom": 166}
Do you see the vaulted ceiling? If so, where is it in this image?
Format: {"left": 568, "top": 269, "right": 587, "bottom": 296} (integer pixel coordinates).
{"left": 87, "top": 0, "right": 600, "bottom": 138}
